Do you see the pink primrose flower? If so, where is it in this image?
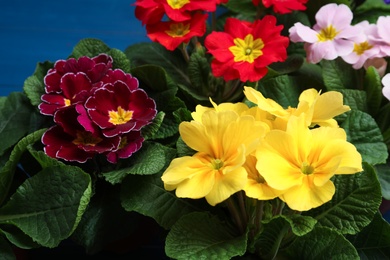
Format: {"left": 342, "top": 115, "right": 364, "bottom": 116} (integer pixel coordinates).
{"left": 382, "top": 73, "right": 390, "bottom": 101}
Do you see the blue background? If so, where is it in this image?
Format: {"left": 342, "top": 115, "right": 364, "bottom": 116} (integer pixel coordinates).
{"left": 0, "top": 0, "right": 148, "bottom": 97}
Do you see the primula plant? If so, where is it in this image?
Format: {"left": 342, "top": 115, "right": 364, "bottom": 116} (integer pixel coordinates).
{"left": 1, "top": 0, "right": 390, "bottom": 259}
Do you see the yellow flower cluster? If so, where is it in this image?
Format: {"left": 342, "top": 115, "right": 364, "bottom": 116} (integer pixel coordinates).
{"left": 161, "top": 87, "right": 363, "bottom": 211}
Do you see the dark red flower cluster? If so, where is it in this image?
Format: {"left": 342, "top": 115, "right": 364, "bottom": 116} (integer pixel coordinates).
{"left": 134, "top": 0, "right": 221, "bottom": 50}
{"left": 39, "top": 54, "right": 157, "bottom": 164}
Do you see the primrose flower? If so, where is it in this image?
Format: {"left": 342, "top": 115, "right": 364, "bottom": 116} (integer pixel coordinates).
{"left": 244, "top": 86, "right": 350, "bottom": 130}
{"left": 289, "top": 3, "right": 362, "bottom": 64}
{"left": 341, "top": 21, "right": 381, "bottom": 69}
{"left": 261, "top": 0, "right": 308, "bottom": 14}
{"left": 82, "top": 79, "right": 157, "bottom": 138}
{"left": 256, "top": 114, "right": 363, "bottom": 211}
{"left": 39, "top": 54, "right": 113, "bottom": 115}
{"left": 205, "top": 16, "right": 289, "bottom": 82}
{"left": 42, "top": 107, "right": 120, "bottom": 163}
{"left": 105, "top": 131, "right": 145, "bottom": 164}
{"left": 382, "top": 73, "right": 390, "bottom": 101}
{"left": 364, "top": 57, "right": 388, "bottom": 78}
{"left": 145, "top": 12, "right": 208, "bottom": 51}
{"left": 161, "top": 110, "right": 268, "bottom": 206}
{"left": 371, "top": 16, "right": 390, "bottom": 56}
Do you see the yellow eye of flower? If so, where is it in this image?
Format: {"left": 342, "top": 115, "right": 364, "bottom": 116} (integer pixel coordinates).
{"left": 301, "top": 161, "right": 315, "bottom": 175}
{"left": 166, "top": 23, "right": 190, "bottom": 37}
{"left": 108, "top": 106, "right": 133, "bottom": 125}
{"left": 212, "top": 159, "right": 224, "bottom": 170}
{"left": 229, "top": 34, "right": 264, "bottom": 63}
{"left": 73, "top": 131, "right": 103, "bottom": 146}
{"left": 167, "top": 0, "right": 190, "bottom": 9}
{"left": 353, "top": 41, "right": 373, "bottom": 55}
{"left": 317, "top": 25, "right": 339, "bottom": 42}
{"left": 64, "top": 98, "right": 71, "bottom": 106}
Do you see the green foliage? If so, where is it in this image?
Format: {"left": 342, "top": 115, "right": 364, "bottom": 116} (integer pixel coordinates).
{"left": 165, "top": 212, "right": 248, "bottom": 259}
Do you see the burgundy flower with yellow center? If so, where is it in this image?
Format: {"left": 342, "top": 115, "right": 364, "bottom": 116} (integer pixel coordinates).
{"left": 205, "top": 16, "right": 289, "bottom": 82}
{"left": 81, "top": 80, "right": 157, "bottom": 138}
{"left": 100, "top": 69, "right": 139, "bottom": 90}
{"left": 42, "top": 106, "right": 120, "bottom": 163}
{"left": 145, "top": 12, "right": 208, "bottom": 51}
{"left": 106, "top": 131, "right": 145, "bottom": 164}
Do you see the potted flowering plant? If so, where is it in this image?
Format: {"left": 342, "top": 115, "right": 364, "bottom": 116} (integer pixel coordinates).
{"left": 1, "top": 0, "right": 390, "bottom": 258}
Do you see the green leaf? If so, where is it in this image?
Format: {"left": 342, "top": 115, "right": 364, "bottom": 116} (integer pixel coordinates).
{"left": 141, "top": 111, "right": 165, "bottom": 140}
{"left": 130, "top": 64, "right": 186, "bottom": 112}
{"left": 172, "top": 107, "right": 193, "bottom": 123}
{"left": 257, "top": 75, "right": 302, "bottom": 108}
{"left": 121, "top": 173, "right": 206, "bottom": 229}
{"left": 125, "top": 42, "right": 189, "bottom": 86}
{"left": 0, "top": 129, "right": 45, "bottom": 206}
{"left": 71, "top": 182, "right": 141, "bottom": 255}
{"left": 282, "top": 214, "right": 318, "bottom": 237}
{"left": 341, "top": 110, "right": 388, "bottom": 165}
{"left": 103, "top": 142, "right": 176, "bottom": 184}
{"left": 364, "top": 66, "right": 383, "bottom": 116}
{"left": 354, "top": 0, "right": 390, "bottom": 23}
{"left": 107, "top": 48, "right": 131, "bottom": 73}
{"left": 321, "top": 58, "right": 358, "bottom": 90}
{"left": 224, "top": 0, "right": 256, "bottom": 17}
{"left": 375, "top": 162, "right": 390, "bottom": 200}
{"left": 70, "top": 38, "right": 110, "bottom": 58}
{"left": 338, "top": 89, "right": 368, "bottom": 112}
{"left": 165, "top": 212, "right": 247, "bottom": 260}
{"left": 0, "top": 165, "right": 91, "bottom": 248}
{"left": 176, "top": 137, "right": 196, "bottom": 157}
{"left": 0, "top": 224, "right": 39, "bottom": 249}
{"left": 188, "top": 52, "right": 210, "bottom": 92}
{"left": 306, "top": 163, "right": 382, "bottom": 235}
{"left": 347, "top": 212, "right": 390, "bottom": 259}
{"left": 282, "top": 227, "right": 359, "bottom": 260}
{"left": 253, "top": 216, "right": 291, "bottom": 259}
{"left": 0, "top": 235, "right": 15, "bottom": 260}
{"left": 0, "top": 93, "right": 36, "bottom": 156}
{"left": 23, "top": 61, "right": 53, "bottom": 106}
{"left": 148, "top": 115, "right": 179, "bottom": 140}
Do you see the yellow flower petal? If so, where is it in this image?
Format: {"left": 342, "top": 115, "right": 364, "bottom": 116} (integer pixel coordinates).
{"left": 205, "top": 166, "right": 248, "bottom": 206}
{"left": 280, "top": 177, "right": 335, "bottom": 211}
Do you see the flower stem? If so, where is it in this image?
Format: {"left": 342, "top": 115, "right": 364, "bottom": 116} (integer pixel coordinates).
{"left": 254, "top": 200, "right": 264, "bottom": 236}
{"left": 226, "top": 196, "right": 245, "bottom": 234}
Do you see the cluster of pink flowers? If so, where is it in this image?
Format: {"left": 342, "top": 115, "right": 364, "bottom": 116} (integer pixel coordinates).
{"left": 39, "top": 54, "right": 157, "bottom": 164}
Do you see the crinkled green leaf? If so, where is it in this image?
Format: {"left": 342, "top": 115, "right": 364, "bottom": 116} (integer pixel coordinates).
{"left": 306, "top": 163, "right": 382, "bottom": 235}
{"left": 282, "top": 227, "right": 359, "bottom": 260}
{"left": 347, "top": 212, "right": 390, "bottom": 259}
{"left": 0, "top": 129, "right": 45, "bottom": 206}
{"left": 341, "top": 110, "right": 388, "bottom": 165}
{"left": 364, "top": 66, "right": 383, "bottom": 116}
{"left": 165, "top": 212, "right": 247, "bottom": 260}
{"left": 107, "top": 48, "right": 131, "bottom": 73}
{"left": 121, "top": 174, "right": 206, "bottom": 229}
{"left": 283, "top": 214, "right": 318, "bottom": 236}
{"left": 130, "top": 64, "right": 186, "bottom": 112}
{"left": 149, "top": 115, "right": 179, "bottom": 140}
{"left": 0, "top": 224, "right": 39, "bottom": 249}
{"left": 188, "top": 52, "right": 210, "bottom": 92}
{"left": 23, "top": 61, "right": 53, "bottom": 106}
{"left": 322, "top": 58, "right": 358, "bottom": 90}
{"left": 141, "top": 111, "right": 165, "bottom": 140}
{"left": 103, "top": 142, "right": 176, "bottom": 184}
{"left": 70, "top": 38, "right": 110, "bottom": 59}
{"left": 0, "top": 165, "right": 91, "bottom": 248}
{"left": 172, "top": 107, "right": 193, "bottom": 123}
{"left": 125, "top": 42, "right": 189, "bottom": 86}
{"left": 0, "top": 93, "right": 36, "bottom": 156}
{"left": 224, "top": 0, "right": 256, "bottom": 17}
{"left": 0, "top": 235, "right": 15, "bottom": 260}
{"left": 257, "top": 75, "right": 302, "bottom": 108}
{"left": 338, "top": 89, "right": 368, "bottom": 112}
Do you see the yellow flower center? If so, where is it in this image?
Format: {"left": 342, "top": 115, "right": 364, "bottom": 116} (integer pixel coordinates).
{"left": 353, "top": 41, "right": 373, "bottom": 55}
{"left": 108, "top": 106, "right": 133, "bottom": 125}
{"left": 317, "top": 25, "right": 339, "bottom": 42}
{"left": 167, "top": 0, "right": 190, "bottom": 9}
{"left": 301, "top": 161, "right": 315, "bottom": 175}
{"left": 229, "top": 34, "right": 264, "bottom": 63}
{"left": 73, "top": 131, "right": 103, "bottom": 146}
{"left": 64, "top": 98, "right": 71, "bottom": 106}
{"left": 212, "top": 159, "right": 224, "bottom": 170}
{"left": 165, "top": 23, "right": 190, "bottom": 38}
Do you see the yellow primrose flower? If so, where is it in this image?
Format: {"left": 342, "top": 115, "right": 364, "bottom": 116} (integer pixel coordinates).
{"left": 161, "top": 109, "right": 268, "bottom": 206}
{"left": 191, "top": 99, "right": 250, "bottom": 122}
{"left": 255, "top": 114, "right": 363, "bottom": 211}
{"left": 243, "top": 154, "right": 284, "bottom": 200}
{"left": 243, "top": 86, "right": 350, "bottom": 130}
